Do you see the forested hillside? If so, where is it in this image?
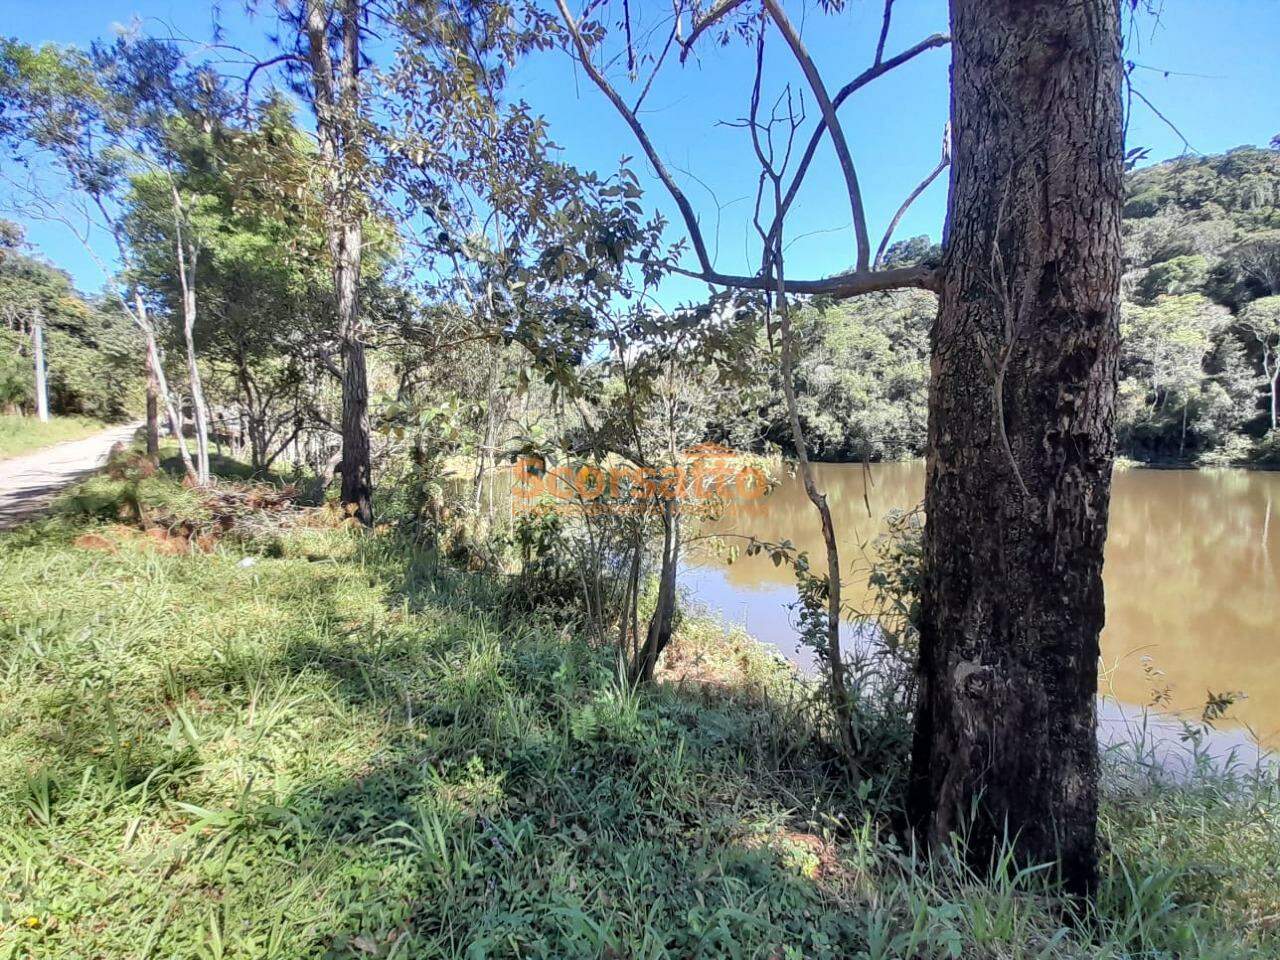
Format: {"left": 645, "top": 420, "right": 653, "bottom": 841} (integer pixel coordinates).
{"left": 1120, "top": 146, "right": 1280, "bottom": 462}
{"left": 0, "top": 224, "right": 141, "bottom": 420}
{"left": 729, "top": 146, "right": 1280, "bottom": 464}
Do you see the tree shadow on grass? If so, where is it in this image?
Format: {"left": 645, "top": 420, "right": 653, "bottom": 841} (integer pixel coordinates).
{"left": 157, "top": 446, "right": 300, "bottom": 485}
{"left": 1, "top": 530, "right": 866, "bottom": 958}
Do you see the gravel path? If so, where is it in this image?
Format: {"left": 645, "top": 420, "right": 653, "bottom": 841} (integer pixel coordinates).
{"left": 0, "top": 422, "right": 142, "bottom": 530}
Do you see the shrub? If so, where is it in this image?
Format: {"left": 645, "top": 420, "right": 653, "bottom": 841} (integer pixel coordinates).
{"left": 1196, "top": 432, "right": 1253, "bottom": 467}
{"left": 1252, "top": 428, "right": 1280, "bottom": 464}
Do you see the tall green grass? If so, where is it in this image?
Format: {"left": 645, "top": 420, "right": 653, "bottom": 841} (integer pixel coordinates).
{"left": 0, "top": 482, "right": 1275, "bottom": 957}
{"left": 0, "top": 414, "right": 107, "bottom": 459}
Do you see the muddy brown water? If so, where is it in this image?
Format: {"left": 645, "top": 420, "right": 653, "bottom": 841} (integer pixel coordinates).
{"left": 683, "top": 462, "right": 1280, "bottom": 752}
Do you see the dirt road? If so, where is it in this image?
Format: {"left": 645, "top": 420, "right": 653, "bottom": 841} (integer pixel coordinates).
{"left": 0, "top": 423, "right": 141, "bottom": 530}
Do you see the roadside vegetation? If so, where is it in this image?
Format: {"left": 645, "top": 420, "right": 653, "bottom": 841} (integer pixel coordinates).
{"left": 1, "top": 454, "right": 1276, "bottom": 959}
{"left": 0, "top": 413, "right": 107, "bottom": 460}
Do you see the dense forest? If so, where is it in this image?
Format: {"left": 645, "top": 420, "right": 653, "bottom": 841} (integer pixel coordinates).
{"left": 1, "top": 2, "right": 1277, "bottom": 957}
{"left": 699, "top": 148, "right": 1280, "bottom": 464}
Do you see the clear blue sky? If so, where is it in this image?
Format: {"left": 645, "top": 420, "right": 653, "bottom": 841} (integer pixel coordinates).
{"left": 2, "top": 0, "right": 1277, "bottom": 304}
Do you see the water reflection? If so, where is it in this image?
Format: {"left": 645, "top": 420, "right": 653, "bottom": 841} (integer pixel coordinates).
{"left": 685, "top": 462, "right": 1280, "bottom": 747}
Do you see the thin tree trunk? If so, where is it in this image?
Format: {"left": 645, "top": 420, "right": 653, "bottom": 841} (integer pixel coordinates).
{"left": 182, "top": 308, "right": 210, "bottom": 483}
{"left": 173, "top": 202, "right": 210, "bottom": 484}
{"left": 238, "top": 367, "right": 267, "bottom": 470}
{"left": 630, "top": 500, "right": 680, "bottom": 686}
{"left": 910, "top": 0, "right": 1124, "bottom": 898}
{"left": 145, "top": 356, "right": 160, "bottom": 459}
{"left": 138, "top": 294, "right": 196, "bottom": 482}
{"left": 775, "top": 281, "right": 855, "bottom": 759}
{"left": 32, "top": 309, "right": 48, "bottom": 422}
{"left": 473, "top": 344, "right": 503, "bottom": 514}
{"left": 1268, "top": 356, "right": 1278, "bottom": 431}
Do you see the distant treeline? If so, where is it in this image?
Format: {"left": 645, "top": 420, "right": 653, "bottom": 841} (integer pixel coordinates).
{"left": 0, "top": 228, "right": 142, "bottom": 421}
{"left": 711, "top": 146, "right": 1280, "bottom": 465}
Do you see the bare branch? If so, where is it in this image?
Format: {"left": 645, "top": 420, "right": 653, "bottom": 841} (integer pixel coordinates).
{"left": 662, "top": 260, "right": 940, "bottom": 299}
{"left": 1129, "top": 82, "right": 1198, "bottom": 155}
{"left": 874, "top": 0, "right": 894, "bottom": 66}
{"left": 767, "top": 30, "right": 949, "bottom": 256}
{"left": 874, "top": 122, "right": 951, "bottom": 269}
{"left": 558, "top": 1, "right": 945, "bottom": 300}
{"left": 618, "top": 0, "right": 638, "bottom": 74}
{"left": 633, "top": 17, "right": 679, "bottom": 112}
{"left": 763, "top": 0, "right": 870, "bottom": 270}
{"left": 554, "top": 0, "right": 717, "bottom": 275}
{"left": 241, "top": 52, "right": 307, "bottom": 113}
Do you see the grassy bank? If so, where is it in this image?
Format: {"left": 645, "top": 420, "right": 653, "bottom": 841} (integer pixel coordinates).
{"left": 0, "top": 414, "right": 107, "bottom": 460}
{"left": 0, "top": 470, "right": 1276, "bottom": 958}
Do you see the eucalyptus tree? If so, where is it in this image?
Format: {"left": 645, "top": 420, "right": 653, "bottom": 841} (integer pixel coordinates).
{"left": 239, "top": 0, "right": 382, "bottom": 521}
{"left": 0, "top": 39, "right": 198, "bottom": 475}
{"left": 118, "top": 87, "right": 340, "bottom": 476}
{"left": 121, "top": 138, "right": 218, "bottom": 480}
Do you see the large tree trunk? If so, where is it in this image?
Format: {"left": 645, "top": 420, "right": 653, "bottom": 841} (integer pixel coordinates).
{"left": 335, "top": 220, "right": 372, "bottom": 525}
{"left": 32, "top": 309, "right": 48, "bottom": 422}
{"left": 306, "top": 0, "right": 373, "bottom": 526}
{"left": 909, "top": 0, "right": 1124, "bottom": 897}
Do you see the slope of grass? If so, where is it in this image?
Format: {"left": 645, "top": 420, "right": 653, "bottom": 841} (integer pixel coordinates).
{"left": 0, "top": 414, "right": 107, "bottom": 460}
{"left": 0, "top": 474, "right": 1276, "bottom": 957}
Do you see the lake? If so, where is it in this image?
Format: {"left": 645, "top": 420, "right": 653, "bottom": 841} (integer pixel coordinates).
{"left": 683, "top": 462, "right": 1280, "bottom": 752}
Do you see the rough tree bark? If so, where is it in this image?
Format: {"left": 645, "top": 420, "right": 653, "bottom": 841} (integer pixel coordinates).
{"left": 145, "top": 356, "right": 160, "bottom": 459}
{"left": 305, "top": 0, "right": 372, "bottom": 526}
{"left": 336, "top": 219, "right": 371, "bottom": 523}
{"left": 909, "top": 0, "right": 1124, "bottom": 897}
